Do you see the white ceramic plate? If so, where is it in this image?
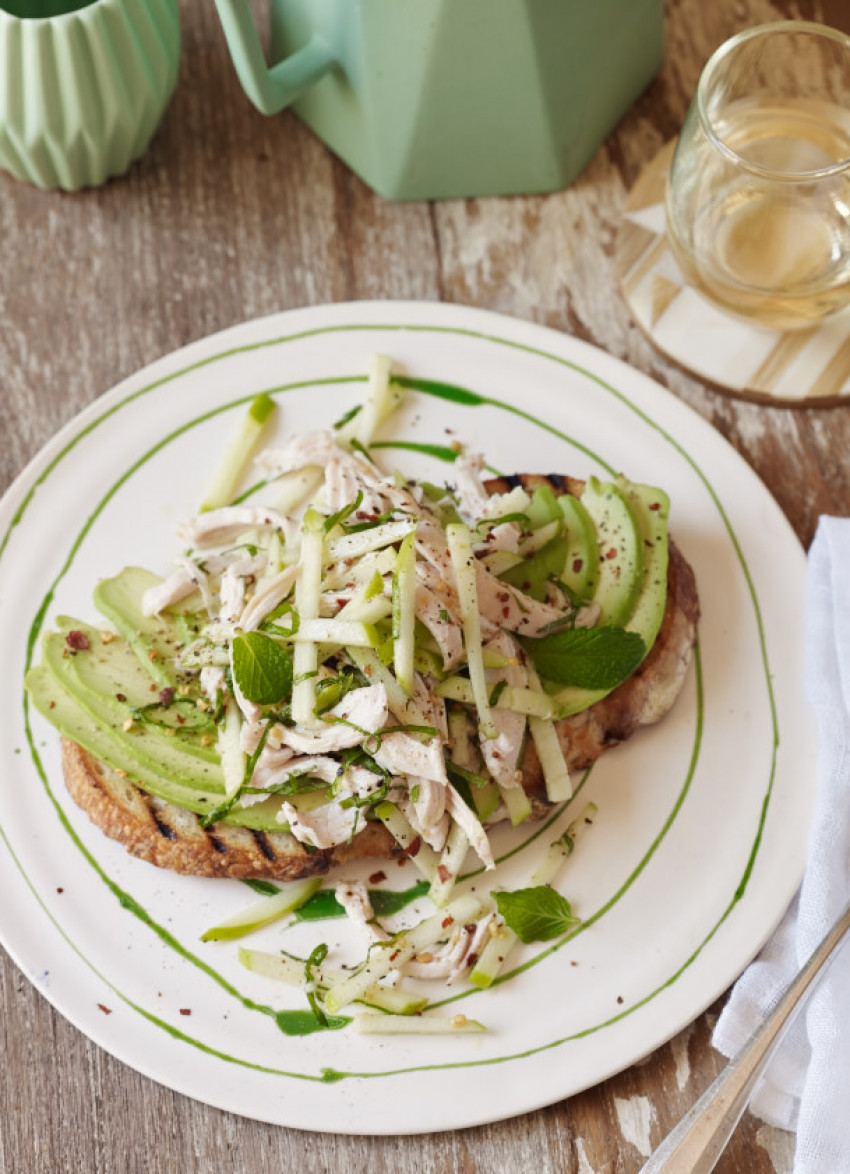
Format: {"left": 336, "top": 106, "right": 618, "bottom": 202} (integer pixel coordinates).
{"left": 0, "top": 302, "right": 816, "bottom": 1134}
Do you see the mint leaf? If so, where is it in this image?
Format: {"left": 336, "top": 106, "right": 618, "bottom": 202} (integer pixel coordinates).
{"left": 495, "top": 886, "right": 579, "bottom": 943}
{"left": 519, "top": 625, "right": 645, "bottom": 689}
{"left": 231, "top": 631, "right": 293, "bottom": 705}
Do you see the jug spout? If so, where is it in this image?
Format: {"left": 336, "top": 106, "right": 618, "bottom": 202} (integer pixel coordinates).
{"left": 213, "top": 0, "right": 336, "bottom": 115}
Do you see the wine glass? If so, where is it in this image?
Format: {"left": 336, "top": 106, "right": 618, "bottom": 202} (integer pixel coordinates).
{"left": 666, "top": 21, "right": 850, "bottom": 332}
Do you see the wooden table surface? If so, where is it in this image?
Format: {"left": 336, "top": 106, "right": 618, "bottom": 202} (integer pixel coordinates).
{"left": 2, "top": 1, "right": 848, "bottom": 1170}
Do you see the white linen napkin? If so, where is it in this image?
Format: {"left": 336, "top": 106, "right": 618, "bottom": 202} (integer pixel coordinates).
{"left": 712, "top": 515, "right": 850, "bottom": 1174}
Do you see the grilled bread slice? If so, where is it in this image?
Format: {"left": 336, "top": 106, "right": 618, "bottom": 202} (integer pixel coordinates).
{"left": 59, "top": 474, "right": 699, "bottom": 880}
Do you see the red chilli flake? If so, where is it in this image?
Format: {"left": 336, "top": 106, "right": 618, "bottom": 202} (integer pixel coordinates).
{"left": 437, "top": 865, "right": 452, "bottom": 883}
{"left": 572, "top": 558, "right": 583, "bottom": 573}
{"left": 97, "top": 1004, "right": 112, "bottom": 1015}
{"left": 369, "top": 870, "right": 387, "bottom": 884}
{"left": 159, "top": 687, "right": 176, "bottom": 706}
{"left": 605, "top": 547, "right": 618, "bottom": 560}
{"left": 179, "top": 1008, "right": 192, "bottom": 1016}
{"left": 65, "top": 630, "right": 90, "bottom": 652}
{"left": 441, "top": 916, "right": 454, "bottom": 929}
{"left": 649, "top": 502, "right": 661, "bottom": 511}
{"left": 405, "top": 836, "right": 422, "bottom": 857}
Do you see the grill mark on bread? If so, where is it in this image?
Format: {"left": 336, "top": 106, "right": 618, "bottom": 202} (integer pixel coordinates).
{"left": 251, "top": 830, "right": 277, "bottom": 861}
{"left": 58, "top": 472, "right": 698, "bottom": 880}
{"left": 153, "top": 815, "right": 178, "bottom": 841}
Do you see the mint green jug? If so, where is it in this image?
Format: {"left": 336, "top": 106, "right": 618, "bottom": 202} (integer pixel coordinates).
{"left": 0, "top": 0, "right": 180, "bottom": 191}
{"left": 213, "top": 0, "right": 663, "bottom": 200}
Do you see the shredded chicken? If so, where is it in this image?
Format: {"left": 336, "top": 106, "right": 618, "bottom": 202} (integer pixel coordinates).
{"left": 279, "top": 684, "right": 388, "bottom": 755}
{"left": 218, "top": 554, "right": 267, "bottom": 623}
{"left": 238, "top": 564, "right": 299, "bottom": 632}
{"left": 453, "top": 452, "right": 491, "bottom": 523}
{"left": 414, "top": 581, "right": 464, "bottom": 670}
{"left": 176, "top": 506, "right": 295, "bottom": 549}
{"left": 445, "top": 785, "right": 495, "bottom": 870}
{"left": 315, "top": 457, "right": 386, "bottom": 517}
{"left": 411, "top": 776, "right": 447, "bottom": 837}
{"left": 259, "top": 755, "right": 341, "bottom": 790}
{"left": 278, "top": 798, "right": 360, "bottom": 850}
{"left": 404, "top": 913, "right": 495, "bottom": 984}
{"left": 473, "top": 559, "right": 567, "bottom": 637}
{"left": 374, "top": 730, "right": 448, "bottom": 785}
{"left": 257, "top": 431, "right": 384, "bottom": 491}
{"left": 335, "top": 880, "right": 390, "bottom": 943}
{"left": 396, "top": 781, "right": 450, "bottom": 852}
{"left": 142, "top": 554, "right": 227, "bottom": 617}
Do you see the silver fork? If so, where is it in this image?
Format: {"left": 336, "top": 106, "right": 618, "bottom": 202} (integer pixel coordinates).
{"left": 638, "top": 894, "right": 850, "bottom": 1173}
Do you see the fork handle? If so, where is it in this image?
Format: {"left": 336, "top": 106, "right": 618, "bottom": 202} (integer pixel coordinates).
{"left": 639, "top": 894, "right": 850, "bottom": 1174}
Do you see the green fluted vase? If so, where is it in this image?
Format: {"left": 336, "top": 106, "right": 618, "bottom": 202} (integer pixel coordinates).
{"left": 0, "top": 0, "right": 180, "bottom": 191}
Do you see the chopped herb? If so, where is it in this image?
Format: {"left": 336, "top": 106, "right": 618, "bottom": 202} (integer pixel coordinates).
{"left": 475, "top": 511, "right": 529, "bottom": 531}
{"left": 323, "top": 490, "right": 364, "bottom": 535}
{"left": 305, "top": 942, "right": 330, "bottom": 1025}
{"left": 333, "top": 404, "right": 361, "bottom": 431}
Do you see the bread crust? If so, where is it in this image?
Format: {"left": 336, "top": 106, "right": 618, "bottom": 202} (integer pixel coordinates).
{"left": 60, "top": 474, "right": 699, "bottom": 880}
{"left": 62, "top": 739, "right": 401, "bottom": 880}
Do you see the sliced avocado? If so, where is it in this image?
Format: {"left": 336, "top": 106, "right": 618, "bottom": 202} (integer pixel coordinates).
{"left": 27, "top": 664, "right": 294, "bottom": 831}
{"left": 94, "top": 567, "right": 182, "bottom": 688}
{"left": 53, "top": 617, "right": 200, "bottom": 718}
{"left": 223, "top": 794, "right": 291, "bottom": 830}
{"left": 52, "top": 620, "right": 217, "bottom": 750}
{"left": 498, "top": 535, "right": 568, "bottom": 601}
{"left": 552, "top": 477, "right": 670, "bottom": 717}
{"left": 558, "top": 493, "right": 600, "bottom": 600}
{"left": 525, "top": 483, "right": 563, "bottom": 530}
{"left": 580, "top": 477, "right": 644, "bottom": 626}
{"left": 25, "top": 664, "right": 220, "bottom": 815}
{"left": 41, "top": 631, "right": 224, "bottom": 792}
{"left": 618, "top": 478, "right": 670, "bottom": 654}
{"left": 222, "top": 788, "right": 329, "bottom": 831}
{"left": 480, "top": 549, "right": 523, "bottom": 578}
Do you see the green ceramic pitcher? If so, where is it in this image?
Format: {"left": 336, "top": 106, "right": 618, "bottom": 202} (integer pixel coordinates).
{"left": 213, "top": 0, "right": 663, "bottom": 200}
{"left": 0, "top": 0, "right": 180, "bottom": 191}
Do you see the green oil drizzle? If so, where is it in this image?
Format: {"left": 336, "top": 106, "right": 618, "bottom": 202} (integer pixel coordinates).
{"left": 5, "top": 320, "right": 780, "bottom": 1091}
{"left": 370, "top": 440, "right": 460, "bottom": 463}
{"left": 393, "top": 374, "right": 486, "bottom": 405}
{"left": 276, "top": 1011, "right": 351, "bottom": 1036}
{"left": 243, "top": 878, "right": 280, "bottom": 897}
{"left": 295, "top": 879, "right": 430, "bottom": 922}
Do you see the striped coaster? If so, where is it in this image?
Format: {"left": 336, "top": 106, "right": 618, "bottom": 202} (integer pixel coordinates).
{"left": 617, "top": 140, "right": 850, "bottom": 405}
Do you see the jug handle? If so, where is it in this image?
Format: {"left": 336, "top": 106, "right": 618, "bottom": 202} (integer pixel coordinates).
{"left": 213, "top": 0, "right": 336, "bottom": 115}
